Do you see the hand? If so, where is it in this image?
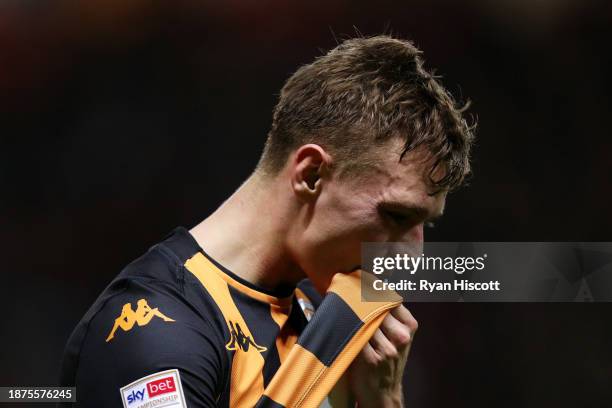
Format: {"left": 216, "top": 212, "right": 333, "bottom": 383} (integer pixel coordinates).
{"left": 347, "top": 305, "right": 418, "bottom": 408}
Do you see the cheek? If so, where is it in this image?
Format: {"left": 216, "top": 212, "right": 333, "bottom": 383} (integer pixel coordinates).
{"left": 305, "top": 207, "right": 386, "bottom": 266}
{"left": 319, "top": 198, "right": 386, "bottom": 243}
{"left": 296, "top": 186, "right": 389, "bottom": 281}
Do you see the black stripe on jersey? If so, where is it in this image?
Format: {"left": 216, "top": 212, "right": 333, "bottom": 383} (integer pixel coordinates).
{"left": 296, "top": 292, "right": 363, "bottom": 366}
{"left": 227, "top": 286, "right": 282, "bottom": 387}
{"left": 287, "top": 296, "right": 309, "bottom": 338}
{"left": 254, "top": 395, "right": 286, "bottom": 408}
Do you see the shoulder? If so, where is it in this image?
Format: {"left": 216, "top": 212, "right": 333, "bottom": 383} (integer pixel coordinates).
{"left": 63, "top": 274, "right": 227, "bottom": 407}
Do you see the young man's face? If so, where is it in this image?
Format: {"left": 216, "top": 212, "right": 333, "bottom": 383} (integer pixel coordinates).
{"left": 293, "top": 139, "right": 447, "bottom": 292}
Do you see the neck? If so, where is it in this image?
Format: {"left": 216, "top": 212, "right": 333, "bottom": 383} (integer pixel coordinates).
{"left": 190, "top": 171, "right": 305, "bottom": 295}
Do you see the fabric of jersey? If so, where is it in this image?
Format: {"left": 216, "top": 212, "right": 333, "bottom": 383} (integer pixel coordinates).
{"left": 59, "top": 227, "right": 319, "bottom": 408}
{"left": 254, "top": 270, "right": 402, "bottom": 408}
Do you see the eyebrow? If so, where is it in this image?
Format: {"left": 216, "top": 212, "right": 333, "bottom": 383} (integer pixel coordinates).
{"left": 379, "top": 201, "right": 444, "bottom": 221}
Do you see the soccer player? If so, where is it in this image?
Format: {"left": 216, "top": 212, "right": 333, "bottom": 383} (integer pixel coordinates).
{"left": 60, "top": 35, "right": 474, "bottom": 407}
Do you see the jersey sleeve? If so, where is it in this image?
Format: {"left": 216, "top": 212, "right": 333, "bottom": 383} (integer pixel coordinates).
{"left": 63, "top": 277, "right": 227, "bottom": 407}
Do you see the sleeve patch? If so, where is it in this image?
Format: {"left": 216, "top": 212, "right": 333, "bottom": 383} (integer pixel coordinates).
{"left": 120, "top": 369, "right": 187, "bottom": 408}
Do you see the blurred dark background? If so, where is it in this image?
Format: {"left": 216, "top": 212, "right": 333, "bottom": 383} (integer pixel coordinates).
{"left": 1, "top": 0, "right": 611, "bottom": 406}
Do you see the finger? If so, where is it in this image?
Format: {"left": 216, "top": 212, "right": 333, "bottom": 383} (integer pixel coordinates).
{"left": 369, "top": 327, "right": 398, "bottom": 359}
{"left": 360, "top": 341, "right": 382, "bottom": 365}
{"left": 390, "top": 304, "right": 419, "bottom": 332}
{"left": 379, "top": 313, "right": 412, "bottom": 349}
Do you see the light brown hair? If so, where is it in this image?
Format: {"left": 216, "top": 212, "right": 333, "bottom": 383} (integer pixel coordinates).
{"left": 258, "top": 35, "right": 475, "bottom": 191}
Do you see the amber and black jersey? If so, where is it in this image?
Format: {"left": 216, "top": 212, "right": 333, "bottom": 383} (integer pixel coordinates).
{"left": 60, "top": 227, "right": 321, "bottom": 408}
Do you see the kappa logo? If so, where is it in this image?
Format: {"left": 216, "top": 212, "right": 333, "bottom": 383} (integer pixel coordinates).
{"left": 225, "top": 320, "right": 267, "bottom": 353}
{"left": 106, "top": 298, "right": 175, "bottom": 342}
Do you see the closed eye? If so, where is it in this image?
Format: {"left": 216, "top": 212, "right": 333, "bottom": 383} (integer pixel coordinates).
{"left": 381, "top": 208, "right": 413, "bottom": 226}
{"left": 379, "top": 202, "right": 442, "bottom": 229}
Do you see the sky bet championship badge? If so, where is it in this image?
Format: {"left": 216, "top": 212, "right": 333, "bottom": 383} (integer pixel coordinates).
{"left": 119, "top": 369, "right": 186, "bottom": 408}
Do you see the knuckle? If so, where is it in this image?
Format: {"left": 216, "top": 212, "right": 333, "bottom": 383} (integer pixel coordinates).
{"left": 382, "top": 345, "right": 399, "bottom": 360}
{"left": 396, "top": 328, "right": 412, "bottom": 346}
{"left": 364, "top": 347, "right": 382, "bottom": 366}
{"left": 367, "top": 352, "right": 384, "bottom": 366}
{"left": 409, "top": 316, "right": 419, "bottom": 333}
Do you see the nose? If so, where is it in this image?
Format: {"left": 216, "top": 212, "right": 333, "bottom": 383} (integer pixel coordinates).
{"left": 386, "top": 223, "right": 424, "bottom": 256}
{"left": 397, "top": 222, "right": 424, "bottom": 245}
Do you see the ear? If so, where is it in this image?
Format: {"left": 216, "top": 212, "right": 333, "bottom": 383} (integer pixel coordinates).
{"left": 291, "top": 144, "right": 331, "bottom": 199}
